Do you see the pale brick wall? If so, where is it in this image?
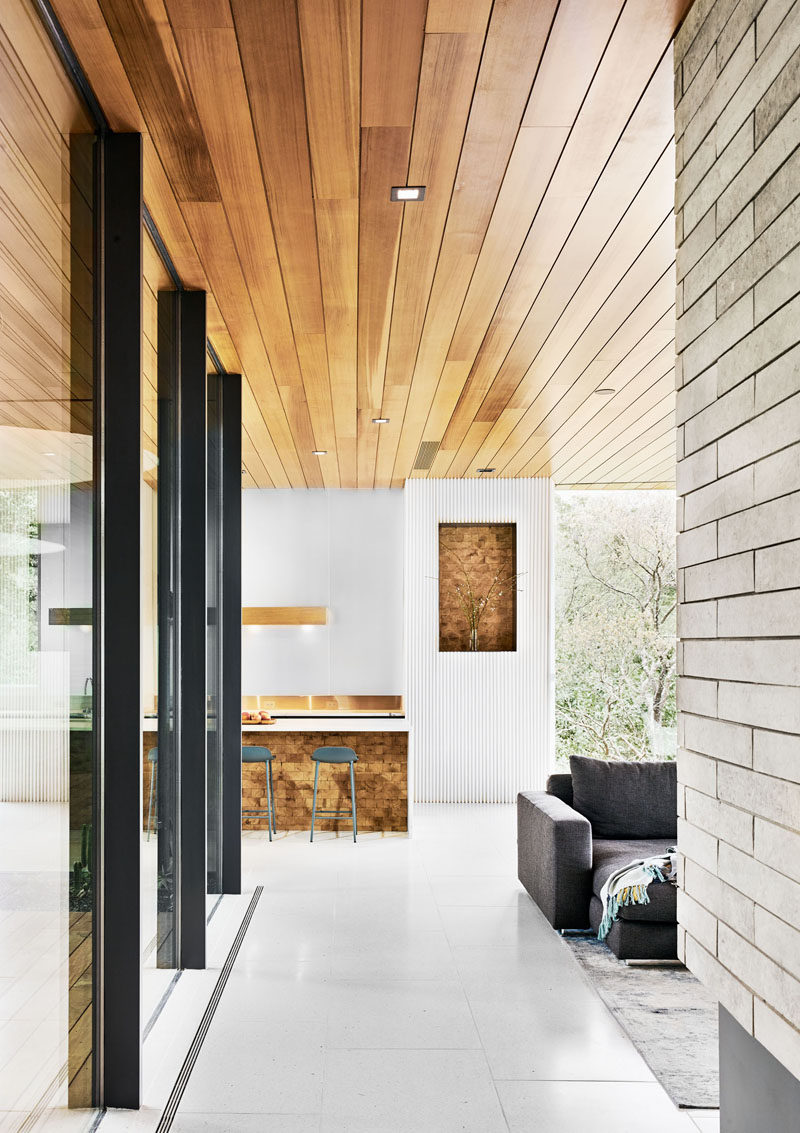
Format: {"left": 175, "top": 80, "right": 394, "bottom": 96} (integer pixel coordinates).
{"left": 675, "top": 0, "right": 800, "bottom": 1083}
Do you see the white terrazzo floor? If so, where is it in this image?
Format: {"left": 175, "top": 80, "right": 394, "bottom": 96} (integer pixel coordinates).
{"left": 78, "top": 805, "right": 720, "bottom": 1132}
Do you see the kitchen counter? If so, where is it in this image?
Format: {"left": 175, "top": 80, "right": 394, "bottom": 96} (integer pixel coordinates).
{"left": 142, "top": 718, "right": 411, "bottom": 834}
{"left": 241, "top": 716, "right": 408, "bottom": 733}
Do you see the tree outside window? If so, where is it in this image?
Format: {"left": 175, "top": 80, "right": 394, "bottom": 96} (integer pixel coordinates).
{"left": 555, "top": 490, "right": 677, "bottom": 764}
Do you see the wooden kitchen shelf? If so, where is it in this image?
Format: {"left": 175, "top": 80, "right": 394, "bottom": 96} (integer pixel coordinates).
{"left": 242, "top": 606, "right": 328, "bottom": 626}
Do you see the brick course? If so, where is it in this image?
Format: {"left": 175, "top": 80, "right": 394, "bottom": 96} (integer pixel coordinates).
{"left": 675, "top": 0, "right": 800, "bottom": 1080}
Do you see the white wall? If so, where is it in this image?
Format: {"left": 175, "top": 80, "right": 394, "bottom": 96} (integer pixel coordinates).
{"left": 242, "top": 489, "right": 404, "bottom": 695}
{"left": 405, "top": 478, "right": 554, "bottom": 803}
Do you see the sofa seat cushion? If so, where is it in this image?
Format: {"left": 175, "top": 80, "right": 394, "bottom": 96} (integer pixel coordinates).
{"left": 592, "top": 839, "right": 676, "bottom": 923}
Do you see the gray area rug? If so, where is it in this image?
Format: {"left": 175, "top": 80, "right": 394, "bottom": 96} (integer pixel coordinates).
{"left": 566, "top": 934, "right": 719, "bottom": 1110}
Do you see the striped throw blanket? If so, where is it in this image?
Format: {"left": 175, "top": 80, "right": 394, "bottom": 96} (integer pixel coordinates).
{"left": 598, "top": 848, "right": 678, "bottom": 942}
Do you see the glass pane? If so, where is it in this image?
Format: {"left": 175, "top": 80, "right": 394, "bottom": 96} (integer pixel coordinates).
{"left": 0, "top": 0, "right": 96, "bottom": 1119}
{"left": 142, "top": 234, "right": 176, "bottom": 1016}
{"left": 206, "top": 372, "right": 222, "bottom": 898}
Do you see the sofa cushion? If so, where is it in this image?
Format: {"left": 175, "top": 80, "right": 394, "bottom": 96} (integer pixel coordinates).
{"left": 592, "top": 838, "right": 677, "bottom": 923}
{"left": 570, "top": 755, "right": 677, "bottom": 839}
{"left": 545, "top": 773, "right": 573, "bottom": 807}
{"left": 589, "top": 895, "right": 678, "bottom": 960}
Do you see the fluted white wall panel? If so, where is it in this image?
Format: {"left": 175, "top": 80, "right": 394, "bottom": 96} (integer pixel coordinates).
{"left": 405, "top": 478, "right": 553, "bottom": 803}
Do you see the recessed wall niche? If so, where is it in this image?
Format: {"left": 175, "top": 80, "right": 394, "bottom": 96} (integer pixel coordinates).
{"left": 438, "top": 523, "right": 517, "bottom": 652}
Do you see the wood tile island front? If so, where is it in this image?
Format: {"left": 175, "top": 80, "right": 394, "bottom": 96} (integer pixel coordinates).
{"left": 241, "top": 718, "right": 409, "bottom": 833}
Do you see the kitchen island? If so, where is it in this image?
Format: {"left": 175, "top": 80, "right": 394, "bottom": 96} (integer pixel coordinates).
{"left": 143, "top": 716, "right": 411, "bottom": 835}
{"left": 242, "top": 717, "right": 410, "bottom": 834}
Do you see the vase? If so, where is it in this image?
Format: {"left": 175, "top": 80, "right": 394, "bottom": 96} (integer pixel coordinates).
{"left": 469, "top": 626, "right": 478, "bottom": 651}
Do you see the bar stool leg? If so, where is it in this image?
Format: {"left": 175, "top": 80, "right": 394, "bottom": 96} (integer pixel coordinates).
{"left": 268, "top": 760, "right": 276, "bottom": 837}
{"left": 147, "top": 763, "right": 157, "bottom": 841}
{"left": 264, "top": 760, "right": 273, "bottom": 842}
{"left": 350, "top": 761, "right": 357, "bottom": 842}
{"left": 310, "top": 762, "right": 320, "bottom": 842}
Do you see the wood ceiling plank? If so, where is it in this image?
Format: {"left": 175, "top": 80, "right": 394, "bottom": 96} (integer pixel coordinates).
{"left": 494, "top": 270, "right": 676, "bottom": 478}
{"left": 595, "top": 434, "right": 676, "bottom": 488}
{"left": 523, "top": 0, "right": 625, "bottom": 128}
{"left": 425, "top": 0, "right": 494, "bottom": 34}
{"left": 572, "top": 407, "right": 675, "bottom": 484}
{"left": 240, "top": 378, "right": 291, "bottom": 489}
{"left": 389, "top": 0, "right": 558, "bottom": 486}
{"left": 477, "top": 144, "right": 675, "bottom": 428}
{"left": 487, "top": 292, "right": 674, "bottom": 483}
{"left": 438, "top": 18, "right": 678, "bottom": 470}
{"left": 357, "top": 126, "right": 411, "bottom": 488}
{"left": 533, "top": 370, "right": 675, "bottom": 481}
{"left": 436, "top": 134, "right": 672, "bottom": 478}
{"left": 428, "top": 126, "right": 567, "bottom": 458}
{"left": 431, "top": 0, "right": 625, "bottom": 467}
{"left": 231, "top": 0, "right": 324, "bottom": 336}
{"left": 356, "top": 0, "right": 426, "bottom": 487}
{"left": 1, "top": 0, "right": 92, "bottom": 134}
{"left": 620, "top": 444, "right": 676, "bottom": 486}
{"left": 374, "top": 22, "right": 490, "bottom": 488}
{"left": 165, "top": 0, "right": 232, "bottom": 27}
{"left": 96, "top": 0, "right": 220, "bottom": 201}
{"left": 488, "top": 214, "right": 677, "bottom": 461}
{"left": 452, "top": 225, "right": 676, "bottom": 482}
{"left": 297, "top": 0, "right": 360, "bottom": 201}
{"left": 316, "top": 198, "right": 358, "bottom": 489}
{"left": 181, "top": 200, "right": 301, "bottom": 487}
{"left": 542, "top": 342, "right": 675, "bottom": 478}
{"left": 362, "top": 0, "right": 427, "bottom": 128}
{"left": 50, "top": 0, "right": 689, "bottom": 489}
{"left": 173, "top": 24, "right": 329, "bottom": 487}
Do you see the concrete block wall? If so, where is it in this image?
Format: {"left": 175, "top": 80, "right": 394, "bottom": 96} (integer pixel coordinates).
{"left": 675, "top": 0, "right": 800, "bottom": 1083}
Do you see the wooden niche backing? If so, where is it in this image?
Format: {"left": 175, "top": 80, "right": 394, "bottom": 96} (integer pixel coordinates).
{"left": 438, "top": 523, "right": 517, "bottom": 652}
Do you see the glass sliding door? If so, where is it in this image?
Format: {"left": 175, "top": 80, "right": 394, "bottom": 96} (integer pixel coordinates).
{"left": 206, "top": 372, "right": 223, "bottom": 900}
{"left": 142, "top": 233, "right": 177, "bottom": 1012}
{"left": 0, "top": 0, "right": 97, "bottom": 1119}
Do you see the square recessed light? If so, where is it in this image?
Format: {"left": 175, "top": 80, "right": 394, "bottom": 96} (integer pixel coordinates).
{"left": 372, "top": 417, "right": 390, "bottom": 424}
{"left": 390, "top": 186, "right": 426, "bottom": 202}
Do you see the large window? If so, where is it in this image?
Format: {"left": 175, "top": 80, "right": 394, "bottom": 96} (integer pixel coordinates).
{"left": 555, "top": 490, "right": 677, "bottom": 764}
{"left": 0, "top": 0, "right": 97, "bottom": 1118}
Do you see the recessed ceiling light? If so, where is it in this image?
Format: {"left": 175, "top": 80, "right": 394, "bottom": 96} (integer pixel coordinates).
{"left": 312, "top": 449, "right": 327, "bottom": 456}
{"left": 42, "top": 452, "right": 56, "bottom": 457}
{"left": 476, "top": 467, "right": 495, "bottom": 474}
{"left": 595, "top": 388, "right": 615, "bottom": 396}
{"left": 372, "top": 417, "right": 390, "bottom": 424}
{"left": 390, "top": 186, "right": 426, "bottom": 202}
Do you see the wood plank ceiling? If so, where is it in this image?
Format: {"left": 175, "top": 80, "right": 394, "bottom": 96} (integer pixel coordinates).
{"left": 52, "top": 0, "right": 691, "bottom": 490}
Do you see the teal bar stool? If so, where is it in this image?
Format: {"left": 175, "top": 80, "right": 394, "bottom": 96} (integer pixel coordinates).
{"left": 242, "top": 747, "right": 276, "bottom": 841}
{"left": 310, "top": 746, "right": 358, "bottom": 843}
{"left": 146, "top": 747, "right": 158, "bottom": 841}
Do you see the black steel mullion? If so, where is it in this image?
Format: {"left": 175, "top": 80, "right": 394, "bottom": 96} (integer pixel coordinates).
{"left": 220, "top": 373, "right": 242, "bottom": 894}
{"left": 178, "top": 291, "right": 208, "bottom": 969}
{"left": 101, "top": 132, "right": 143, "bottom": 1109}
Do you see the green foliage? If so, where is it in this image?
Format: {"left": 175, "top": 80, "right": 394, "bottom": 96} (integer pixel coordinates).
{"left": 0, "top": 487, "right": 39, "bottom": 684}
{"left": 555, "top": 491, "right": 677, "bottom": 764}
{"left": 70, "top": 823, "right": 93, "bottom": 910}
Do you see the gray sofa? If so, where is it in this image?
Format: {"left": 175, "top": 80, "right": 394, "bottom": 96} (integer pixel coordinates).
{"left": 517, "top": 756, "right": 678, "bottom": 960}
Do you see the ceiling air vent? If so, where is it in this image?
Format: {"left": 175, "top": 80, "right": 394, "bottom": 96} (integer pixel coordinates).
{"left": 413, "top": 440, "right": 440, "bottom": 470}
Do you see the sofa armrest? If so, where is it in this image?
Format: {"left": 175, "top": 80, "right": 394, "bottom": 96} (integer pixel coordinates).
{"left": 517, "top": 791, "right": 592, "bottom": 929}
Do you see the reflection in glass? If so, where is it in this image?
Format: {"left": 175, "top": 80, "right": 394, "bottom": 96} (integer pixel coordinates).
{"left": 207, "top": 373, "right": 222, "bottom": 898}
{"left": 0, "top": 0, "right": 96, "bottom": 1120}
